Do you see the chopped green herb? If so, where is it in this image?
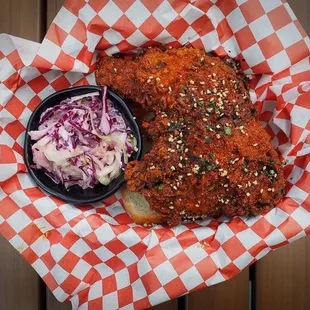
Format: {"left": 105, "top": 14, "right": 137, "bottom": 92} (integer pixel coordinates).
{"left": 157, "top": 184, "right": 164, "bottom": 190}
{"left": 198, "top": 100, "right": 204, "bottom": 106}
{"left": 168, "top": 123, "right": 187, "bottom": 132}
{"left": 209, "top": 100, "right": 216, "bottom": 107}
{"left": 206, "top": 164, "right": 216, "bottom": 171}
{"left": 224, "top": 126, "right": 232, "bottom": 136}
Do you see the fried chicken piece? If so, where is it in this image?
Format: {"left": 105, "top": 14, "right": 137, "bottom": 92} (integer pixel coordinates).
{"left": 96, "top": 47, "right": 285, "bottom": 226}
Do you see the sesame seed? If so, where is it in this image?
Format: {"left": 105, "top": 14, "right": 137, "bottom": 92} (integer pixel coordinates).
{"left": 179, "top": 93, "right": 186, "bottom": 97}
{"left": 177, "top": 140, "right": 182, "bottom": 144}
{"left": 149, "top": 76, "right": 153, "bottom": 79}
{"left": 263, "top": 166, "right": 267, "bottom": 171}
{"left": 169, "top": 206, "right": 174, "bottom": 209}
{"left": 224, "top": 184, "right": 229, "bottom": 188}
{"left": 237, "top": 184, "right": 243, "bottom": 188}
{"left": 156, "top": 77, "right": 161, "bottom": 82}
{"left": 190, "top": 80, "right": 195, "bottom": 85}
{"left": 222, "top": 80, "right": 226, "bottom": 85}
{"left": 187, "top": 173, "right": 192, "bottom": 176}
{"left": 207, "top": 89, "right": 212, "bottom": 94}
{"left": 178, "top": 163, "right": 183, "bottom": 168}
{"left": 212, "top": 73, "right": 217, "bottom": 77}
{"left": 168, "top": 86, "right": 172, "bottom": 92}
{"left": 211, "top": 62, "right": 215, "bottom": 66}
{"left": 216, "top": 134, "right": 221, "bottom": 139}
{"left": 184, "top": 148, "right": 189, "bottom": 153}
{"left": 268, "top": 188, "right": 272, "bottom": 192}
{"left": 195, "top": 204, "right": 199, "bottom": 207}
{"left": 246, "top": 192, "right": 251, "bottom": 197}
{"left": 147, "top": 79, "right": 151, "bottom": 83}
{"left": 221, "top": 170, "right": 228, "bottom": 177}
{"left": 171, "top": 166, "right": 176, "bottom": 171}
{"left": 170, "top": 149, "right": 176, "bottom": 153}
{"left": 200, "top": 81, "right": 205, "bottom": 85}
{"left": 243, "top": 95, "right": 248, "bottom": 99}
{"left": 260, "top": 189, "right": 264, "bottom": 193}
{"left": 252, "top": 180, "right": 258, "bottom": 185}
{"left": 149, "top": 166, "right": 155, "bottom": 170}
{"left": 254, "top": 172, "right": 258, "bottom": 176}
{"left": 173, "top": 186, "right": 178, "bottom": 190}
{"left": 253, "top": 143, "right": 258, "bottom": 147}
{"left": 113, "top": 68, "right": 117, "bottom": 72}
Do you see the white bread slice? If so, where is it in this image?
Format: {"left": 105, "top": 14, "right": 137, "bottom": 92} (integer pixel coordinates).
{"left": 121, "top": 185, "right": 166, "bottom": 225}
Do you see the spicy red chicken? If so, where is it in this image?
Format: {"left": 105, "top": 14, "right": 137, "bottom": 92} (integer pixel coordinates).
{"left": 96, "top": 47, "right": 285, "bottom": 226}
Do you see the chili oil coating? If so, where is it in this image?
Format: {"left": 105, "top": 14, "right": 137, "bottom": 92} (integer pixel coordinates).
{"left": 96, "top": 47, "right": 285, "bottom": 226}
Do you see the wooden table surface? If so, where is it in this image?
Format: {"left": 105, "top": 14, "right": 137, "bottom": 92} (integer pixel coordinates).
{"left": 0, "top": 0, "right": 309, "bottom": 309}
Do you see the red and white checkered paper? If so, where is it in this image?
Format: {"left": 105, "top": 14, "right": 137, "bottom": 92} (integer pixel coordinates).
{"left": 1, "top": 0, "right": 310, "bottom": 309}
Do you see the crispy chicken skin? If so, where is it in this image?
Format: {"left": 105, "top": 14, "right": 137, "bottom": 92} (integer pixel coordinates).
{"left": 96, "top": 47, "right": 285, "bottom": 226}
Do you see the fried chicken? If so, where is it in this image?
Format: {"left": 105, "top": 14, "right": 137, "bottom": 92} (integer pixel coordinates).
{"left": 96, "top": 47, "right": 285, "bottom": 226}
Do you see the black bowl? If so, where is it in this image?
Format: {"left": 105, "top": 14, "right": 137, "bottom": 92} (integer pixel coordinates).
{"left": 24, "top": 85, "right": 142, "bottom": 204}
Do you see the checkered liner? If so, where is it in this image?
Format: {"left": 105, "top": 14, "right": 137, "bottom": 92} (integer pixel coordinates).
{"left": 0, "top": 0, "right": 310, "bottom": 309}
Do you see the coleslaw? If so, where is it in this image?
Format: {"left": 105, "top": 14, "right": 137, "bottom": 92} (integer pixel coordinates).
{"left": 29, "top": 87, "right": 137, "bottom": 189}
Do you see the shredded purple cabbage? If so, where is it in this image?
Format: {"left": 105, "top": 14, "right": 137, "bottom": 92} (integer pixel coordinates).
{"left": 29, "top": 87, "right": 138, "bottom": 189}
